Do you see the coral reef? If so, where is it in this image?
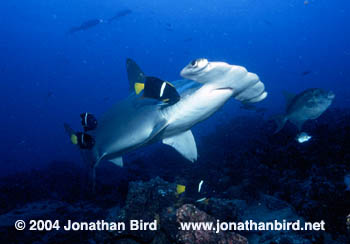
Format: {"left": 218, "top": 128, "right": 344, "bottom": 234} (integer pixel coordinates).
{"left": 101, "top": 177, "right": 247, "bottom": 243}
{"left": 176, "top": 204, "right": 247, "bottom": 244}
{"left": 0, "top": 108, "right": 349, "bottom": 243}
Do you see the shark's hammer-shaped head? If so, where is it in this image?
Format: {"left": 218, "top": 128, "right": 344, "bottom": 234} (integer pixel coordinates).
{"left": 180, "top": 58, "right": 268, "bottom": 103}
{"left": 180, "top": 58, "right": 210, "bottom": 82}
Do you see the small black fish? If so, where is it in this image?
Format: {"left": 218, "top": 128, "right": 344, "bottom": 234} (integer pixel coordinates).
{"left": 263, "top": 19, "right": 272, "bottom": 25}
{"left": 165, "top": 23, "right": 174, "bottom": 31}
{"left": 80, "top": 113, "right": 98, "bottom": 131}
{"left": 301, "top": 70, "right": 312, "bottom": 76}
{"left": 71, "top": 132, "right": 95, "bottom": 149}
{"left": 45, "top": 91, "right": 54, "bottom": 102}
{"left": 144, "top": 77, "right": 180, "bottom": 105}
{"left": 47, "top": 91, "right": 54, "bottom": 98}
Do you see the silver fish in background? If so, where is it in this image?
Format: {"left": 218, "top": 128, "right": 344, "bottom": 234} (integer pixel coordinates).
{"left": 296, "top": 132, "right": 312, "bottom": 143}
{"left": 274, "top": 88, "right": 335, "bottom": 133}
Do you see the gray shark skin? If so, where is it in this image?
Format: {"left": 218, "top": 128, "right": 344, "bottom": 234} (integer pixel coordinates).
{"left": 72, "top": 58, "right": 268, "bottom": 189}
{"left": 274, "top": 88, "right": 335, "bottom": 133}
{"left": 92, "top": 95, "right": 167, "bottom": 164}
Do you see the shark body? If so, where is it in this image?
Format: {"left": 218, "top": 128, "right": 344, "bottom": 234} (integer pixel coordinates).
{"left": 69, "top": 58, "right": 268, "bottom": 187}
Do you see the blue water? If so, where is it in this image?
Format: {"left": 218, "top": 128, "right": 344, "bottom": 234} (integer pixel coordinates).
{"left": 0, "top": 0, "right": 349, "bottom": 179}
{"left": 1, "top": 2, "right": 350, "bottom": 243}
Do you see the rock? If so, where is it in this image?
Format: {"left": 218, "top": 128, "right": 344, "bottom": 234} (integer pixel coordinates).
{"left": 176, "top": 204, "right": 248, "bottom": 244}
{"left": 197, "top": 197, "right": 245, "bottom": 222}
{"left": 150, "top": 231, "right": 173, "bottom": 244}
{"left": 103, "top": 177, "right": 179, "bottom": 243}
{"left": 114, "top": 240, "right": 141, "bottom": 244}
{"left": 241, "top": 194, "right": 314, "bottom": 243}
{"left": 103, "top": 178, "right": 249, "bottom": 244}
{"left": 261, "top": 194, "right": 289, "bottom": 210}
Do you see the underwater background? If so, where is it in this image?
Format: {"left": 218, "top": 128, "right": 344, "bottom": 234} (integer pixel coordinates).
{"left": 0, "top": 0, "right": 350, "bottom": 243}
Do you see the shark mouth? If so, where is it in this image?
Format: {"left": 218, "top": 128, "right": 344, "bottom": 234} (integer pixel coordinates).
{"left": 180, "top": 59, "right": 209, "bottom": 78}
{"left": 215, "top": 87, "right": 233, "bottom": 91}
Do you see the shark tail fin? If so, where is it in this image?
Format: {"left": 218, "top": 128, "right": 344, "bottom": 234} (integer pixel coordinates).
{"left": 272, "top": 115, "right": 287, "bottom": 134}
{"left": 64, "top": 123, "right": 99, "bottom": 193}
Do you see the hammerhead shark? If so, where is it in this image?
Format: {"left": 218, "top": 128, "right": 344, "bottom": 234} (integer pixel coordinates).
{"left": 65, "top": 58, "right": 267, "bottom": 189}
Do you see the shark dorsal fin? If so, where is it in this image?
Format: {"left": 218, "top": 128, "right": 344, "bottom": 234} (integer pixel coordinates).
{"left": 282, "top": 91, "right": 296, "bottom": 106}
{"left": 126, "top": 58, "right": 146, "bottom": 93}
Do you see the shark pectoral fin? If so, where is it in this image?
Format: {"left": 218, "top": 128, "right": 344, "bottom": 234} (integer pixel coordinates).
{"left": 109, "top": 157, "right": 123, "bottom": 167}
{"left": 163, "top": 130, "right": 197, "bottom": 162}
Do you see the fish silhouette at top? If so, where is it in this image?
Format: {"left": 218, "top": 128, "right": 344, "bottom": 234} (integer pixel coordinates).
{"left": 67, "top": 9, "right": 132, "bottom": 34}
{"left": 107, "top": 9, "right": 132, "bottom": 23}
{"left": 67, "top": 19, "right": 103, "bottom": 34}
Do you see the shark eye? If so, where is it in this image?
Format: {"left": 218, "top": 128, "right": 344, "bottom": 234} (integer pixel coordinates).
{"left": 191, "top": 59, "right": 197, "bottom": 67}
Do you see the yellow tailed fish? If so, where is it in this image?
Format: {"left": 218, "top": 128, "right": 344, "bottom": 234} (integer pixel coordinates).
{"left": 176, "top": 184, "right": 186, "bottom": 195}
{"left": 135, "top": 83, "right": 145, "bottom": 95}
{"left": 70, "top": 134, "right": 78, "bottom": 145}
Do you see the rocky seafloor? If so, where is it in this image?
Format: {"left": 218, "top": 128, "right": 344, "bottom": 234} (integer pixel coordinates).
{"left": 0, "top": 108, "right": 349, "bottom": 244}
